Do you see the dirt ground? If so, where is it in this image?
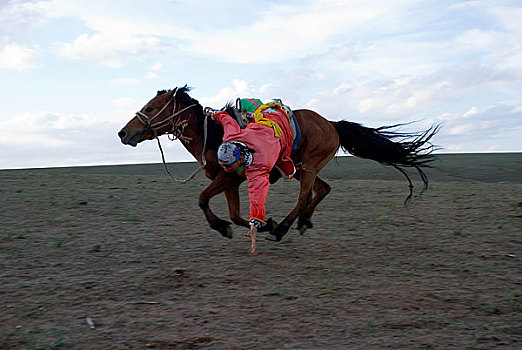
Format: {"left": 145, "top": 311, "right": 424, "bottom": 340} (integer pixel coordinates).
{"left": 1, "top": 154, "right": 521, "bottom": 349}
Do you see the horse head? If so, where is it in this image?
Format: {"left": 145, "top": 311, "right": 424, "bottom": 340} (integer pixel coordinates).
{"left": 118, "top": 86, "right": 200, "bottom": 147}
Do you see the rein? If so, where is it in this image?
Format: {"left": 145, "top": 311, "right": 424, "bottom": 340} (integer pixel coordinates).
{"left": 156, "top": 115, "right": 208, "bottom": 184}
{"left": 135, "top": 87, "right": 208, "bottom": 183}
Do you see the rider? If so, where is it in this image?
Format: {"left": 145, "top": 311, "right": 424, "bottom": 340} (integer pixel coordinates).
{"left": 211, "top": 102, "right": 295, "bottom": 254}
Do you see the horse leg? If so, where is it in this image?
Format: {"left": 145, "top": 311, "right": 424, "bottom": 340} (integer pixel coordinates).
{"left": 224, "top": 187, "right": 250, "bottom": 228}
{"left": 267, "top": 169, "right": 317, "bottom": 241}
{"left": 199, "top": 174, "right": 235, "bottom": 238}
{"left": 297, "top": 176, "right": 331, "bottom": 234}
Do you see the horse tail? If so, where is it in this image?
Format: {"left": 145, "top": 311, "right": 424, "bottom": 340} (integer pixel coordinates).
{"left": 332, "top": 121, "right": 441, "bottom": 203}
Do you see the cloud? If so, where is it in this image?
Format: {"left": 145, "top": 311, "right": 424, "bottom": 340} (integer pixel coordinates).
{"left": 151, "top": 62, "right": 162, "bottom": 71}
{"left": 302, "top": 54, "right": 522, "bottom": 123}
{"left": 199, "top": 80, "right": 274, "bottom": 108}
{"left": 428, "top": 103, "right": 522, "bottom": 152}
{"left": 0, "top": 43, "right": 40, "bottom": 71}
{"left": 187, "top": 1, "right": 392, "bottom": 63}
{"left": 111, "top": 97, "right": 145, "bottom": 123}
{"left": 111, "top": 78, "right": 141, "bottom": 86}
{"left": 440, "top": 105, "right": 522, "bottom": 136}
{"left": 303, "top": 76, "right": 448, "bottom": 121}
{"left": 43, "top": 0, "right": 417, "bottom": 65}
{"left": 144, "top": 72, "right": 159, "bottom": 79}
{"left": 449, "top": 2, "right": 522, "bottom": 72}
{"left": 0, "top": 106, "right": 161, "bottom": 169}
{"left": 57, "top": 32, "right": 163, "bottom": 67}
{"left": 0, "top": 110, "right": 96, "bottom": 146}
{"left": 0, "top": 103, "right": 196, "bottom": 169}
{"left": 39, "top": 1, "right": 179, "bottom": 67}
{"left": 0, "top": 0, "right": 48, "bottom": 43}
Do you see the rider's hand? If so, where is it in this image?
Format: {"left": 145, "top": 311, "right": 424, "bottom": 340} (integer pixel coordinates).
{"left": 203, "top": 107, "right": 219, "bottom": 119}
{"left": 245, "top": 225, "right": 257, "bottom": 254}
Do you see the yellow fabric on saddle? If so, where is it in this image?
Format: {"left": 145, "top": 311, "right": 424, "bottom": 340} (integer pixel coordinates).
{"left": 253, "top": 102, "right": 288, "bottom": 138}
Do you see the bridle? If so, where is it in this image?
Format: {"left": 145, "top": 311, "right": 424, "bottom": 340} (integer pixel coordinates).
{"left": 135, "top": 86, "right": 208, "bottom": 183}
{"left": 135, "top": 87, "right": 199, "bottom": 141}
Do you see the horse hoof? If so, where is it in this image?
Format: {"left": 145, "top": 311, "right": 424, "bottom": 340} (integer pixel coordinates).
{"left": 212, "top": 220, "right": 233, "bottom": 239}
{"left": 265, "top": 234, "right": 281, "bottom": 242}
{"left": 265, "top": 227, "right": 284, "bottom": 242}
{"left": 221, "top": 225, "right": 233, "bottom": 239}
{"left": 297, "top": 217, "right": 313, "bottom": 235}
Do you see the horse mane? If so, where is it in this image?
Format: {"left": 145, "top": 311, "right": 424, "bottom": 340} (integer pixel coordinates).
{"left": 174, "top": 85, "right": 195, "bottom": 103}
{"left": 157, "top": 85, "right": 196, "bottom": 103}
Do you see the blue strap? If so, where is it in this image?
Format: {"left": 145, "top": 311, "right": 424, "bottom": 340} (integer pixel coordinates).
{"left": 291, "top": 112, "right": 301, "bottom": 150}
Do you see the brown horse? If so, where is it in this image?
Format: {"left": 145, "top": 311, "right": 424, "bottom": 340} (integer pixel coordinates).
{"left": 118, "top": 86, "right": 438, "bottom": 241}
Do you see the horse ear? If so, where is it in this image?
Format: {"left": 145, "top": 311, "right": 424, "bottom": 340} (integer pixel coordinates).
{"left": 156, "top": 90, "right": 168, "bottom": 96}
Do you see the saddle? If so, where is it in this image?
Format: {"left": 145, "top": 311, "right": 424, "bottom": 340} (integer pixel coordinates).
{"left": 226, "top": 98, "right": 301, "bottom": 150}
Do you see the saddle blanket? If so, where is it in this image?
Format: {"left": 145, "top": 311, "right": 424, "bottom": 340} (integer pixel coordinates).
{"left": 232, "top": 98, "right": 301, "bottom": 150}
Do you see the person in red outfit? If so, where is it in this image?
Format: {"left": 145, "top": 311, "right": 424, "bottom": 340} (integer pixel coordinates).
{"left": 212, "top": 103, "right": 295, "bottom": 254}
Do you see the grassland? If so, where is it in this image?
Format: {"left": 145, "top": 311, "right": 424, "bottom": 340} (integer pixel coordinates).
{"left": 1, "top": 153, "right": 521, "bottom": 349}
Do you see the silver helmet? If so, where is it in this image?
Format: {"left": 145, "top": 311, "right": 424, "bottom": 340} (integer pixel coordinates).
{"left": 217, "top": 142, "right": 241, "bottom": 166}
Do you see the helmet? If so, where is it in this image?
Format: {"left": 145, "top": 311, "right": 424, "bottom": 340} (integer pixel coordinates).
{"left": 217, "top": 142, "right": 241, "bottom": 166}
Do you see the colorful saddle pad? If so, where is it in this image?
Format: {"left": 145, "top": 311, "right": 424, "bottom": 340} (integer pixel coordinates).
{"left": 233, "top": 98, "right": 301, "bottom": 150}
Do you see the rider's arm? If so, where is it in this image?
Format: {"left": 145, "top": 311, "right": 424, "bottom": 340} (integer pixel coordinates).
{"left": 213, "top": 111, "right": 241, "bottom": 140}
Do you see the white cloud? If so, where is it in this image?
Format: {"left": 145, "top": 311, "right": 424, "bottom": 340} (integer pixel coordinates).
{"left": 430, "top": 104, "right": 522, "bottom": 154}
{"left": 112, "top": 97, "right": 140, "bottom": 109}
{"left": 144, "top": 72, "right": 159, "bottom": 79}
{"left": 308, "top": 76, "right": 450, "bottom": 121}
{"left": 463, "top": 106, "right": 479, "bottom": 118}
{"left": 57, "top": 32, "right": 163, "bottom": 67}
{"left": 448, "top": 121, "right": 494, "bottom": 136}
{"left": 0, "top": 0, "right": 48, "bottom": 43}
{"left": 111, "top": 78, "right": 141, "bottom": 85}
{"left": 111, "top": 97, "right": 145, "bottom": 123}
{"left": 487, "top": 145, "right": 502, "bottom": 152}
{"left": 43, "top": 0, "right": 418, "bottom": 65}
{"left": 0, "top": 43, "right": 40, "bottom": 71}
{"left": 199, "top": 80, "right": 274, "bottom": 108}
{"left": 0, "top": 110, "right": 97, "bottom": 146}
{"left": 40, "top": 1, "right": 180, "bottom": 67}
{"left": 488, "top": 3, "right": 522, "bottom": 32}
{"left": 187, "top": 1, "right": 392, "bottom": 63}
{"left": 139, "top": 65, "right": 164, "bottom": 80}
{"left": 0, "top": 106, "right": 162, "bottom": 169}
{"left": 383, "top": 102, "right": 522, "bottom": 153}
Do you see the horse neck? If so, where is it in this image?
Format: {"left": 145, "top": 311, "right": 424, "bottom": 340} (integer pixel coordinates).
{"left": 178, "top": 109, "right": 206, "bottom": 163}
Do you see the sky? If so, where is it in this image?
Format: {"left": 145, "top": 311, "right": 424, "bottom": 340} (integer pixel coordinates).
{"left": 1, "top": 0, "right": 521, "bottom": 169}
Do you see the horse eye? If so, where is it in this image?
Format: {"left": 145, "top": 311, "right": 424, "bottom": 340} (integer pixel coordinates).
{"left": 145, "top": 107, "right": 153, "bottom": 113}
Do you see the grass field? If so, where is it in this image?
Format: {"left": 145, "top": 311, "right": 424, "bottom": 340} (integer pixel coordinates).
{"left": 1, "top": 153, "right": 521, "bottom": 349}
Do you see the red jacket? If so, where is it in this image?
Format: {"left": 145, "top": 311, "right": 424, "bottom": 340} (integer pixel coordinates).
{"left": 213, "top": 108, "right": 294, "bottom": 223}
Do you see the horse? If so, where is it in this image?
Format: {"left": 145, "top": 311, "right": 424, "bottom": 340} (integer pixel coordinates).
{"left": 118, "top": 86, "right": 439, "bottom": 241}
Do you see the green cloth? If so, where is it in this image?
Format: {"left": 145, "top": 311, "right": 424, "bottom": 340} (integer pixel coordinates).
{"left": 240, "top": 98, "right": 264, "bottom": 113}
